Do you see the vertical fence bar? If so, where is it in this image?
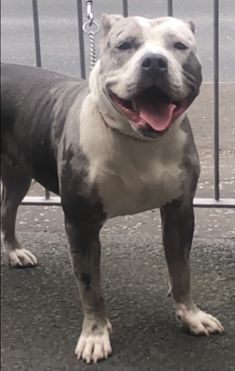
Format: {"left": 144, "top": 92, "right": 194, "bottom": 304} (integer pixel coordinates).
{"left": 32, "top": 0, "right": 41, "bottom": 67}
{"left": 213, "top": 0, "right": 220, "bottom": 200}
{"left": 45, "top": 189, "right": 50, "bottom": 199}
{"left": 32, "top": 0, "right": 50, "bottom": 200}
{"left": 167, "top": 0, "right": 173, "bottom": 16}
{"left": 76, "top": 0, "right": 86, "bottom": 79}
{"left": 122, "top": 0, "right": 128, "bottom": 17}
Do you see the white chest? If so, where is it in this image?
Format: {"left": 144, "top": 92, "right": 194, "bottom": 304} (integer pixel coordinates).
{"left": 79, "top": 103, "right": 187, "bottom": 218}
{"left": 95, "top": 157, "right": 183, "bottom": 218}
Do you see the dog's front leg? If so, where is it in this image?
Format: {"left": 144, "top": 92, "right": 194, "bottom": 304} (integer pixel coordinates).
{"left": 64, "top": 218, "right": 112, "bottom": 363}
{"left": 160, "top": 199, "right": 224, "bottom": 335}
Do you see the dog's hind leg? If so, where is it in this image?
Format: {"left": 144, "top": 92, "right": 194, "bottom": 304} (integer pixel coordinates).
{"left": 1, "top": 158, "right": 37, "bottom": 267}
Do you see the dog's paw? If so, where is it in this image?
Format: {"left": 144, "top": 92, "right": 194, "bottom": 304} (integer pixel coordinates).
{"left": 75, "top": 318, "right": 112, "bottom": 363}
{"left": 8, "top": 248, "right": 37, "bottom": 267}
{"left": 176, "top": 304, "right": 224, "bottom": 336}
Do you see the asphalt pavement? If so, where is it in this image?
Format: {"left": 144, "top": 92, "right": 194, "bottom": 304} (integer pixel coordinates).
{"left": 1, "top": 213, "right": 235, "bottom": 371}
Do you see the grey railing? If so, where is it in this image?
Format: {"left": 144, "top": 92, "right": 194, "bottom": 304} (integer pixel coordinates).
{"left": 22, "top": 0, "right": 234, "bottom": 208}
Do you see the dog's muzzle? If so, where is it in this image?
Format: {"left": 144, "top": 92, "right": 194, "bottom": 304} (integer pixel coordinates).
{"left": 108, "top": 52, "right": 191, "bottom": 136}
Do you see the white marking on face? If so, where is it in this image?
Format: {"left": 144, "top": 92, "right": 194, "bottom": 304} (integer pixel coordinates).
{"left": 99, "top": 16, "right": 199, "bottom": 102}
{"left": 89, "top": 65, "right": 140, "bottom": 138}
{"left": 134, "top": 16, "right": 152, "bottom": 28}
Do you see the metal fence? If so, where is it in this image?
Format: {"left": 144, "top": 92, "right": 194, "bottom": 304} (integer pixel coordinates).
{"left": 21, "top": 0, "right": 234, "bottom": 208}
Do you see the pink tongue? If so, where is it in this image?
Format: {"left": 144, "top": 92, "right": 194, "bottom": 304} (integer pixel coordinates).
{"left": 138, "top": 102, "right": 176, "bottom": 131}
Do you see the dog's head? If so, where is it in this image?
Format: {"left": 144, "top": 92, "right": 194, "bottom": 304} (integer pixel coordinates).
{"left": 89, "top": 15, "right": 202, "bottom": 139}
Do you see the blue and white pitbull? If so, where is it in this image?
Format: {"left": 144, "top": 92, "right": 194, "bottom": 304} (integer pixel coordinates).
{"left": 1, "top": 15, "right": 224, "bottom": 363}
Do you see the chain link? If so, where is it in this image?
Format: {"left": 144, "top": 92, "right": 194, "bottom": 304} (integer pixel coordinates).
{"left": 83, "top": 0, "right": 99, "bottom": 70}
{"left": 89, "top": 31, "right": 96, "bottom": 68}
{"left": 85, "top": 0, "right": 93, "bottom": 25}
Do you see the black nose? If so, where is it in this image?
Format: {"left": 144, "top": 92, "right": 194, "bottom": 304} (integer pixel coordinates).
{"left": 141, "top": 53, "right": 168, "bottom": 73}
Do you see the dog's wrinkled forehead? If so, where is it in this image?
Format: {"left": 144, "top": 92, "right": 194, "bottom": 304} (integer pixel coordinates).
{"left": 101, "top": 14, "right": 196, "bottom": 51}
{"left": 103, "top": 16, "right": 144, "bottom": 46}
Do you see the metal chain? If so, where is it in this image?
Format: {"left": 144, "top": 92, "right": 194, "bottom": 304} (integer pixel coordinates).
{"left": 83, "top": 0, "right": 99, "bottom": 70}
{"left": 89, "top": 31, "right": 96, "bottom": 68}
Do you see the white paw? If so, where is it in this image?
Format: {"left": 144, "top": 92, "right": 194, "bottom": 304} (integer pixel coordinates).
{"left": 8, "top": 248, "right": 37, "bottom": 267}
{"left": 176, "top": 304, "right": 224, "bottom": 336}
{"left": 75, "top": 319, "right": 112, "bottom": 363}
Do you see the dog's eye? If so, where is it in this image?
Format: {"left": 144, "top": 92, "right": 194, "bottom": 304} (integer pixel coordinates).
{"left": 117, "top": 41, "right": 133, "bottom": 50}
{"left": 174, "top": 42, "right": 188, "bottom": 50}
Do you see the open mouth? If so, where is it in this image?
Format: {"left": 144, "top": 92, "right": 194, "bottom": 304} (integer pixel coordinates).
{"left": 109, "top": 86, "right": 187, "bottom": 133}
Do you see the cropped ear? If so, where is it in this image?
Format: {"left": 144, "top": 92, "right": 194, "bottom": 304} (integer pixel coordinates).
{"left": 101, "top": 13, "right": 124, "bottom": 37}
{"left": 187, "top": 20, "right": 195, "bottom": 34}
